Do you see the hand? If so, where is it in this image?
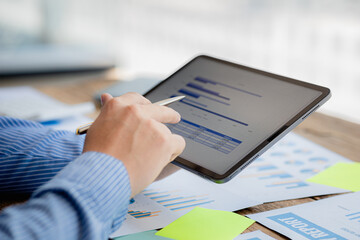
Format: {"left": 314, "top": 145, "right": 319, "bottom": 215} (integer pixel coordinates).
{"left": 83, "top": 92, "right": 186, "bottom": 197}
{"left": 155, "top": 163, "right": 181, "bottom": 181}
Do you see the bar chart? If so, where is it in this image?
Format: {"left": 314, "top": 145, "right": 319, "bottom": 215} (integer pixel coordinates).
{"left": 259, "top": 172, "right": 293, "bottom": 180}
{"left": 300, "top": 168, "right": 321, "bottom": 174}
{"left": 186, "top": 82, "right": 230, "bottom": 100}
{"left": 345, "top": 212, "right": 360, "bottom": 222}
{"left": 308, "top": 157, "right": 329, "bottom": 164}
{"left": 238, "top": 163, "right": 308, "bottom": 189}
{"left": 270, "top": 152, "right": 289, "bottom": 157}
{"left": 284, "top": 160, "right": 304, "bottom": 166}
{"left": 247, "top": 162, "right": 278, "bottom": 171}
{"left": 193, "top": 76, "right": 262, "bottom": 98}
{"left": 173, "top": 76, "right": 255, "bottom": 127}
{"left": 293, "top": 149, "right": 312, "bottom": 155}
{"left": 141, "top": 169, "right": 261, "bottom": 217}
{"left": 266, "top": 179, "right": 309, "bottom": 189}
{"left": 178, "top": 88, "right": 230, "bottom": 106}
{"left": 111, "top": 194, "right": 179, "bottom": 237}
{"left": 128, "top": 210, "right": 161, "bottom": 219}
{"left": 143, "top": 189, "right": 215, "bottom": 212}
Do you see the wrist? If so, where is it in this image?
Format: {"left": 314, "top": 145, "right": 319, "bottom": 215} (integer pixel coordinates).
{"left": 34, "top": 151, "right": 132, "bottom": 233}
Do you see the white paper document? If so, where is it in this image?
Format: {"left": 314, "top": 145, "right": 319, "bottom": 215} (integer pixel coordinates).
{"left": 48, "top": 115, "right": 93, "bottom": 132}
{"left": 110, "top": 169, "right": 261, "bottom": 238}
{"left": 111, "top": 194, "right": 178, "bottom": 237}
{"left": 0, "top": 86, "right": 94, "bottom": 121}
{"left": 248, "top": 192, "right": 360, "bottom": 240}
{"left": 234, "top": 230, "right": 276, "bottom": 240}
{"left": 220, "top": 132, "right": 351, "bottom": 203}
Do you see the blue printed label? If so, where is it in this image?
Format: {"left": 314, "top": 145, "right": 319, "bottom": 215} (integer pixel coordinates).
{"left": 268, "top": 213, "right": 346, "bottom": 240}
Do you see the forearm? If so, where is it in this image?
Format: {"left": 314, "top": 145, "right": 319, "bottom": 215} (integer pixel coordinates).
{"left": 0, "top": 152, "right": 131, "bottom": 240}
{"left": 0, "top": 117, "right": 84, "bottom": 194}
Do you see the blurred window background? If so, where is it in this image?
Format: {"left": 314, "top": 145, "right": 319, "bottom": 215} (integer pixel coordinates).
{"left": 0, "top": 0, "right": 359, "bottom": 123}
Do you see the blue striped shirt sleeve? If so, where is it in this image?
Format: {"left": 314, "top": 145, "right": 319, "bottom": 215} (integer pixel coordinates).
{"left": 0, "top": 151, "right": 131, "bottom": 240}
{"left": 0, "top": 116, "right": 84, "bottom": 194}
{"left": 0, "top": 117, "right": 132, "bottom": 239}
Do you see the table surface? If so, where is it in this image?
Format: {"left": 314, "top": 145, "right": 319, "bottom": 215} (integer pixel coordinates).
{"left": 1, "top": 73, "right": 359, "bottom": 239}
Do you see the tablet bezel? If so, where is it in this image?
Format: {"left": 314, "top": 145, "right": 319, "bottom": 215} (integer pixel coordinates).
{"left": 144, "top": 55, "right": 331, "bottom": 183}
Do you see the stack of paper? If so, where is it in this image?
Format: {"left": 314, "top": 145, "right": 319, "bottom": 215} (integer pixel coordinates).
{"left": 220, "top": 132, "right": 351, "bottom": 203}
{"left": 111, "top": 131, "right": 356, "bottom": 238}
{"left": 0, "top": 86, "right": 94, "bottom": 123}
{"left": 110, "top": 170, "right": 261, "bottom": 237}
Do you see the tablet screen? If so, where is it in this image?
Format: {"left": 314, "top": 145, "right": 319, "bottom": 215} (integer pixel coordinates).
{"left": 145, "top": 57, "right": 323, "bottom": 176}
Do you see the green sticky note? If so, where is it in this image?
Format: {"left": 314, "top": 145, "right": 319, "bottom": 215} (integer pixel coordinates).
{"left": 155, "top": 207, "right": 255, "bottom": 240}
{"left": 113, "top": 230, "right": 173, "bottom": 240}
{"left": 307, "top": 162, "right": 360, "bottom": 191}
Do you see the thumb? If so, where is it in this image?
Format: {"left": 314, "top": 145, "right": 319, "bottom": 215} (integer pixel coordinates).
{"left": 101, "top": 93, "right": 113, "bottom": 106}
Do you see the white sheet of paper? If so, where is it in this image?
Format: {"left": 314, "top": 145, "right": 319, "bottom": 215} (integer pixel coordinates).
{"left": 0, "top": 86, "right": 94, "bottom": 121}
{"left": 234, "top": 230, "right": 276, "bottom": 240}
{"left": 220, "top": 132, "right": 351, "bottom": 203}
{"left": 111, "top": 194, "right": 178, "bottom": 237}
{"left": 248, "top": 192, "right": 360, "bottom": 240}
{"left": 49, "top": 115, "right": 93, "bottom": 132}
{"left": 110, "top": 169, "right": 261, "bottom": 238}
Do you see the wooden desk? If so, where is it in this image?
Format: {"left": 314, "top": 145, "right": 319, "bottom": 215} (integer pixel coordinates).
{"left": 1, "top": 76, "right": 360, "bottom": 239}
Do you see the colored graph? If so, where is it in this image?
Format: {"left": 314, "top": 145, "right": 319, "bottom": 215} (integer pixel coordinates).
{"left": 128, "top": 210, "right": 161, "bottom": 219}
{"left": 259, "top": 172, "right": 293, "bottom": 179}
{"left": 143, "top": 189, "right": 215, "bottom": 212}
{"left": 238, "top": 170, "right": 294, "bottom": 180}
{"left": 300, "top": 168, "right": 321, "bottom": 174}
{"left": 221, "top": 132, "right": 353, "bottom": 203}
{"left": 194, "top": 76, "right": 262, "bottom": 98}
{"left": 270, "top": 152, "right": 288, "bottom": 157}
{"left": 244, "top": 158, "right": 310, "bottom": 189}
{"left": 237, "top": 148, "right": 315, "bottom": 190}
{"left": 179, "top": 100, "right": 248, "bottom": 126}
{"left": 308, "top": 157, "right": 329, "bottom": 164}
{"left": 293, "top": 149, "right": 312, "bottom": 155}
{"left": 178, "top": 89, "right": 230, "bottom": 106}
{"left": 345, "top": 212, "right": 360, "bottom": 222}
{"left": 186, "top": 82, "right": 230, "bottom": 100}
{"left": 240, "top": 161, "right": 309, "bottom": 189}
{"left": 174, "top": 76, "right": 254, "bottom": 127}
{"left": 239, "top": 158, "right": 311, "bottom": 189}
{"left": 284, "top": 159, "right": 304, "bottom": 166}
{"left": 266, "top": 179, "right": 309, "bottom": 189}
{"left": 167, "top": 119, "right": 241, "bottom": 154}
{"left": 254, "top": 157, "right": 265, "bottom": 162}
{"left": 247, "top": 163, "right": 278, "bottom": 171}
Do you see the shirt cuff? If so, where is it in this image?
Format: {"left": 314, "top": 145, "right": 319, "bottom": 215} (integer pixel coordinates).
{"left": 33, "top": 151, "right": 131, "bottom": 234}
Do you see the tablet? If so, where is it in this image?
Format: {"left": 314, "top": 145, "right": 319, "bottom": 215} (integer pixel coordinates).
{"left": 144, "top": 55, "right": 331, "bottom": 183}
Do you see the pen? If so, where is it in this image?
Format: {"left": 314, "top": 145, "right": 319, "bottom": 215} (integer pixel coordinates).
{"left": 75, "top": 95, "right": 185, "bottom": 135}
